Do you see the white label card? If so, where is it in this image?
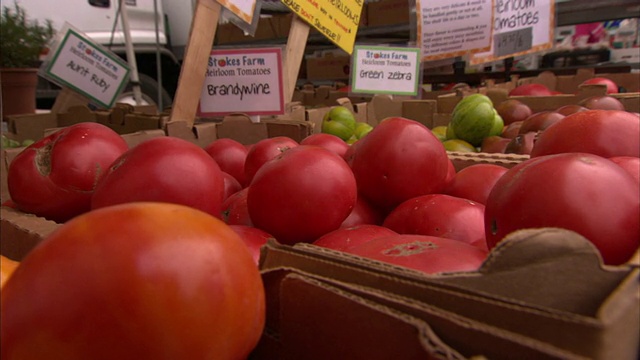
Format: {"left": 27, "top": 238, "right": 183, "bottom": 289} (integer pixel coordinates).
{"left": 350, "top": 46, "right": 421, "bottom": 96}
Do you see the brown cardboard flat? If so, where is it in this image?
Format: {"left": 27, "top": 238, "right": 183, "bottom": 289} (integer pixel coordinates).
{"left": 94, "top": 105, "right": 166, "bottom": 134}
{"left": 0, "top": 207, "right": 61, "bottom": 261}
{"left": 447, "top": 151, "right": 529, "bottom": 171}
{"left": 120, "top": 129, "right": 166, "bottom": 148}
{"left": 1, "top": 147, "right": 25, "bottom": 202}
{"left": 366, "top": 0, "right": 410, "bottom": 27}
{"left": 164, "top": 120, "right": 218, "bottom": 148}
{"left": 259, "top": 228, "right": 640, "bottom": 359}
{"left": 4, "top": 113, "right": 57, "bottom": 143}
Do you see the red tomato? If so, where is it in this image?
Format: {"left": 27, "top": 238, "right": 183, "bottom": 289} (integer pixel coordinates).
{"left": 204, "top": 138, "right": 249, "bottom": 187}
{"left": 244, "top": 136, "right": 298, "bottom": 185}
{"left": 300, "top": 133, "right": 350, "bottom": 158}
{"left": 444, "top": 157, "right": 457, "bottom": 188}
{"left": 312, "top": 224, "right": 397, "bottom": 252}
{"left": 383, "top": 194, "right": 487, "bottom": 250}
{"left": 340, "top": 195, "right": 385, "bottom": 228}
{"left": 350, "top": 117, "right": 450, "bottom": 211}
{"left": 444, "top": 164, "right": 508, "bottom": 205}
{"left": 485, "top": 153, "right": 640, "bottom": 265}
{"left": 7, "top": 122, "right": 128, "bottom": 223}
{"left": 530, "top": 110, "right": 640, "bottom": 158}
{"left": 248, "top": 145, "right": 357, "bottom": 245}
{"left": 1, "top": 202, "right": 265, "bottom": 359}
{"left": 580, "top": 77, "right": 619, "bottom": 94}
{"left": 348, "top": 234, "right": 488, "bottom": 274}
{"left": 508, "top": 83, "right": 553, "bottom": 97}
{"left": 518, "top": 111, "right": 565, "bottom": 134}
{"left": 609, "top": 156, "right": 640, "bottom": 184}
{"left": 221, "top": 187, "right": 252, "bottom": 226}
{"left": 222, "top": 171, "right": 243, "bottom": 202}
{"left": 228, "top": 225, "right": 273, "bottom": 266}
{"left": 91, "top": 137, "right": 225, "bottom": 218}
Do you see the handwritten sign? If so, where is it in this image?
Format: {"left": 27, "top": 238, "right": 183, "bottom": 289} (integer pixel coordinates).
{"left": 470, "top": 0, "right": 555, "bottom": 64}
{"left": 281, "top": 0, "right": 364, "bottom": 54}
{"left": 416, "top": 0, "right": 493, "bottom": 61}
{"left": 351, "top": 46, "right": 421, "bottom": 96}
{"left": 198, "top": 48, "right": 284, "bottom": 117}
{"left": 216, "top": 0, "right": 258, "bottom": 25}
{"left": 42, "top": 26, "right": 130, "bottom": 109}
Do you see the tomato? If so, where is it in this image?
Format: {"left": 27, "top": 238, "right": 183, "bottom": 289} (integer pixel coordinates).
{"left": 340, "top": 195, "right": 385, "bottom": 228}
{"left": 518, "top": 111, "right": 565, "bottom": 134}
{"left": 312, "top": 224, "right": 397, "bottom": 252}
{"left": 508, "top": 83, "right": 553, "bottom": 97}
{"left": 609, "top": 156, "right": 640, "bottom": 184}
{"left": 383, "top": 194, "right": 487, "bottom": 250}
{"left": 555, "top": 104, "right": 587, "bottom": 116}
{"left": 91, "top": 137, "right": 225, "bottom": 218}
{"left": 444, "top": 164, "right": 508, "bottom": 205}
{"left": 350, "top": 117, "right": 450, "bottom": 211}
{"left": 485, "top": 153, "right": 640, "bottom": 265}
{"left": 204, "top": 138, "right": 249, "bottom": 187}
{"left": 348, "top": 234, "right": 488, "bottom": 274}
{"left": 1, "top": 255, "right": 19, "bottom": 289}
{"left": 221, "top": 187, "right": 252, "bottom": 226}
{"left": 248, "top": 145, "right": 357, "bottom": 245}
{"left": 300, "top": 133, "right": 350, "bottom": 158}
{"left": 7, "top": 122, "right": 128, "bottom": 222}
{"left": 1, "top": 202, "right": 265, "bottom": 359}
{"left": 495, "top": 99, "right": 532, "bottom": 125}
{"left": 579, "top": 95, "right": 625, "bottom": 111}
{"left": 244, "top": 136, "right": 298, "bottom": 185}
{"left": 580, "top": 77, "right": 619, "bottom": 94}
{"left": 530, "top": 110, "right": 640, "bottom": 158}
{"left": 228, "top": 225, "right": 273, "bottom": 266}
{"left": 222, "top": 171, "right": 243, "bottom": 202}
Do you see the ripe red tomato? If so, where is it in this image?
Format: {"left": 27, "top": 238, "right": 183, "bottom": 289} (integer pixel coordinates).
{"left": 383, "top": 194, "right": 487, "bottom": 250}
{"left": 7, "top": 123, "right": 128, "bottom": 222}
{"left": 340, "top": 195, "right": 385, "bottom": 228}
{"left": 222, "top": 171, "right": 243, "bottom": 202}
{"left": 508, "top": 83, "right": 553, "bottom": 97}
{"left": 221, "top": 187, "right": 252, "bottom": 226}
{"left": 579, "top": 95, "right": 625, "bottom": 111}
{"left": 530, "top": 110, "right": 640, "bottom": 158}
{"left": 350, "top": 117, "right": 450, "bottom": 211}
{"left": 348, "top": 234, "right": 488, "bottom": 274}
{"left": 518, "top": 111, "right": 565, "bottom": 134}
{"left": 1, "top": 202, "right": 265, "bottom": 359}
{"left": 609, "top": 156, "right": 640, "bottom": 184}
{"left": 91, "top": 137, "right": 225, "bottom": 218}
{"left": 312, "top": 224, "right": 397, "bottom": 252}
{"left": 580, "top": 77, "right": 619, "bottom": 94}
{"left": 228, "top": 224, "right": 273, "bottom": 265}
{"left": 444, "top": 164, "right": 508, "bottom": 205}
{"left": 244, "top": 136, "right": 298, "bottom": 185}
{"left": 300, "top": 133, "right": 350, "bottom": 158}
{"left": 204, "top": 138, "right": 249, "bottom": 187}
{"left": 485, "top": 153, "right": 640, "bottom": 265}
{"left": 248, "top": 145, "right": 357, "bottom": 245}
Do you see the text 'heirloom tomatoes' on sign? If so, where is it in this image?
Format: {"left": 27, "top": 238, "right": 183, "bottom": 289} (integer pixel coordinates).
{"left": 485, "top": 153, "right": 640, "bottom": 265}
{"left": 7, "top": 122, "right": 128, "bottom": 223}
{"left": 350, "top": 117, "right": 450, "bottom": 212}
{"left": 1, "top": 202, "right": 265, "bottom": 360}
{"left": 530, "top": 110, "right": 640, "bottom": 158}
{"left": 348, "top": 234, "right": 488, "bottom": 274}
{"left": 91, "top": 136, "right": 225, "bottom": 218}
{"left": 248, "top": 145, "right": 357, "bottom": 245}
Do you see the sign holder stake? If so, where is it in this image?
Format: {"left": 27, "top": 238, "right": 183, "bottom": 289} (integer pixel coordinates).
{"left": 169, "top": 0, "right": 222, "bottom": 126}
{"left": 283, "top": 16, "right": 310, "bottom": 103}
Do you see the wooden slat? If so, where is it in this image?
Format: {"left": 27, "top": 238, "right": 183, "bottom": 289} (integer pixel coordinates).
{"left": 283, "top": 16, "right": 310, "bottom": 103}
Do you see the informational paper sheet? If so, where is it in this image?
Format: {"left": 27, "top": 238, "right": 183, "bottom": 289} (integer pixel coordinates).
{"left": 216, "top": 0, "right": 258, "bottom": 25}
{"left": 350, "top": 46, "right": 421, "bottom": 96}
{"left": 282, "top": 0, "right": 364, "bottom": 54}
{"left": 470, "top": 0, "right": 555, "bottom": 64}
{"left": 416, "top": 0, "right": 493, "bottom": 61}
{"left": 42, "top": 25, "right": 130, "bottom": 109}
{"left": 198, "top": 48, "right": 285, "bottom": 117}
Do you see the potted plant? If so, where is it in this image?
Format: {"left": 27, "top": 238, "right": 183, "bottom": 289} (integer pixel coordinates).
{"left": 0, "top": 2, "right": 54, "bottom": 118}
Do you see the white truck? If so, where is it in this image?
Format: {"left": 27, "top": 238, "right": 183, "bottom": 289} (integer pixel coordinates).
{"left": 16, "top": 0, "right": 199, "bottom": 109}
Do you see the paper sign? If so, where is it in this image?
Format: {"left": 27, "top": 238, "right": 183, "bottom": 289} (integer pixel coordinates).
{"left": 216, "top": 0, "right": 258, "bottom": 25}
{"left": 470, "top": 0, "right": 555, "bottom": 64}
{"left": 281, "top": 0, "right": 364, "bottom": 54}
{"left": 198, "top": 48, "right": 285, "bottom": 117}
{"left": 494, "top": 27, "right": 533, "bottom": 57}
{"left": 416, "top": 0, "right": 493, "bottom": 61}
{"left": 42, "top": 26, "right": 130, "bottom": 109}
{"left": 350, "top": 46, "right": 421, "bottom": 96}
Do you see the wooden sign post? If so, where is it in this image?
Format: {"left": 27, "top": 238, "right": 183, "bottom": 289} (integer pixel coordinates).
{"left": 283, "top": 17, "right": 311, "bottom": 103}
{"left": 169, "top": 0, "right": 222, "bottom": 125}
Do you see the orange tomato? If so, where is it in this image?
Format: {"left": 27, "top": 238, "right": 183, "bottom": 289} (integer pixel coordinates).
{"left": 0, "top": 255, "right": 19, "bottom": 288}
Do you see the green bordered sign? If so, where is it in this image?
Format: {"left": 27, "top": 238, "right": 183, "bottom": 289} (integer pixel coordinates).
{"left": 42, "top": 25, "right": 131, "bottom": 109}
{"left": 350, "top": 45, "right": 421, "bottom": 96}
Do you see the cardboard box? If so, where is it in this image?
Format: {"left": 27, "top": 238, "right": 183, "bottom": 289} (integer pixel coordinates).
{"left": 305, "top": 54, "right": 351, "bottom": 81}
{"left": 0, "top": 207, "right": 61, "bottom": 261}
{"left": 366, "top": 0, "right": 410, "bottom": 27}
{"left": 447, "top": 151, "right": 529, "bottom": 172}
{"left": 255, "top": 228, "right": 640, "bottom": 359}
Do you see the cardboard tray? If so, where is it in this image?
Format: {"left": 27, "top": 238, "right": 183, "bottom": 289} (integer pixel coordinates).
{"left": 255, "top": 228, "right": 640, "bottom": 360}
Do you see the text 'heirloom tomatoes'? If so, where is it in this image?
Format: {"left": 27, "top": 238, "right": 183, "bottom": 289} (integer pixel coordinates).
{"left": 1, "top": 202, "right": 265, "bottom": 360}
